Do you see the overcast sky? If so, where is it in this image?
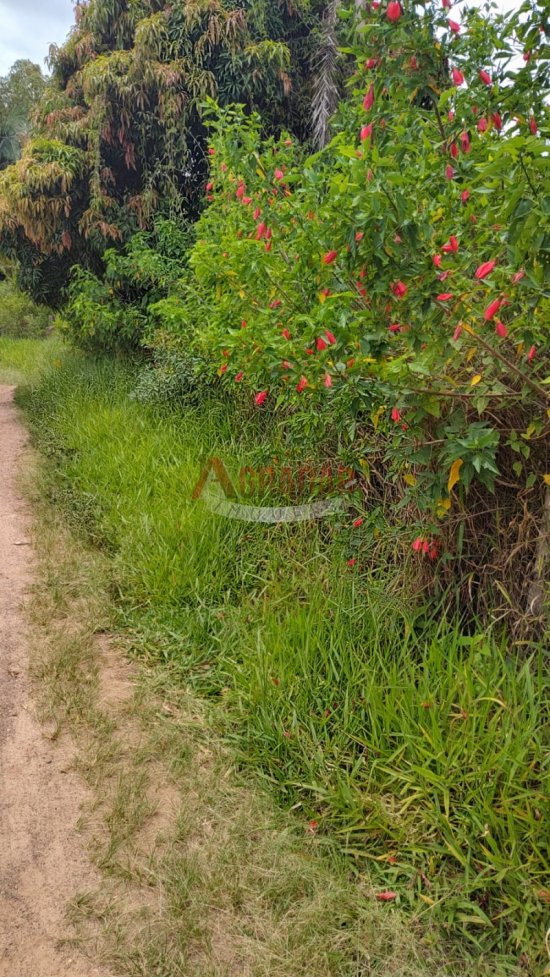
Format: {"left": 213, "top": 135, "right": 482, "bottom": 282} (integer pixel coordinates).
{"left": 0, "top": 0, "right": 521, "bottom": 78}
{"left": 0, "top": 0, "right": 75, "bottom": 76}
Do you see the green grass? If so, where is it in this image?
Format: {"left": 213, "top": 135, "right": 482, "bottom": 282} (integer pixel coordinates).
{"left": 0, "top": 335, "right": 63, "bottom": 384}
{"left": 12, "top": 347, "right": 550, "bottom": 975}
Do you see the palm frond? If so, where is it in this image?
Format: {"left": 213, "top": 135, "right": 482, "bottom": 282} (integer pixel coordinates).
{"left": 311, "top": 0, "right": 339, "bottom": 150}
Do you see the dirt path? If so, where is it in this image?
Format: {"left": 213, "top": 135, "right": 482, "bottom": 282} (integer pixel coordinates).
{"left": 0, "top": 385, "right": 105, "bottom": 977}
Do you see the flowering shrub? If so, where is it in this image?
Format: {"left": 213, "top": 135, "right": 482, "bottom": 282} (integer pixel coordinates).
{"left": 148, "top": 0, "right": 548, "bottom": 612}
{"left": 64, "top": 0, "right": 549, "bottom": 615}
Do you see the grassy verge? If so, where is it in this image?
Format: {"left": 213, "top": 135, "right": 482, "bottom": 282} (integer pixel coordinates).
{"left": 0, "top": 335, "right": 63, "bottom": 384}
{"left": 10, "top": 345, "right": 549, "bottom": 975}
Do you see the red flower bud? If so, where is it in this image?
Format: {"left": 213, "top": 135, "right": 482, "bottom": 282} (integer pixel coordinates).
{"left": 451, "top": 67, "right": 464, "bottom": 86}
{"left": 323, "top": 250, "right": 338, "bottom": 265}
{"left": 391, "top": 281, "right": 407, "bottom": 298}
{"left": 316, "top": 337, "right": 328, "bottom": 351}
{"left": 527, "top": 345, "right": 536, "bottom": 362}
{"left": 437, "top": 293, "right": 453, "bottom": 301}
{"left": 461, "top": 189, "right": 470, "bottom": 203}
{"left": 235, "top": 371, "right": 244, "bottom": 382}
{"left": 475, "top": 260, "right": 496, "bottom": 280}
{"left": 255, "top": 391, "right": 268, "bottom": 406}
{"left": 324, "top": 373, "right": 333, "bottom": 388}
{"left": 376, "top": 891, "right": 398, "bottom": 901}
{"left": 325, "top": 330, "right": 337, "bottom": 345}
{"left": 479, "top": 69, "right": 492, "bottom": 85}
{"left": 484, "top": 298, "right": 501, "bottom": 321}
{"left": 445, "top": 164, "right": 455, "bottom": 180}
{"left": 386, "top": 1, "right": 402, "bottom": 20}
{"left": 360, "top": 124, "right": 373, "bottom": 142}
{"left": 448, "top": 19, "right": 460, "bottom": 32}
{"left": 494, "top": 321, "right": 507, "bottom": 338}
{"left": 363, "top": 84, "right": 375, "bottom": 111}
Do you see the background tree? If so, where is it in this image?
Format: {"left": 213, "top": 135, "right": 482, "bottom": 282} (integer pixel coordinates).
{"left": 0, "top": 0, "right": 334, "bottom": 304}
{"left": 0, "top": 60, "right": 46, "bottom": 169}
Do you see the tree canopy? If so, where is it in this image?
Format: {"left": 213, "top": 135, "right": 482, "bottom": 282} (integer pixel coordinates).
{"left": 0, "top": 0, "right": 333, "bottom": 303}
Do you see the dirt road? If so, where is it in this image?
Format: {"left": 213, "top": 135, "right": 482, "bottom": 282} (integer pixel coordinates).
{"left": 0, "top": 385, "right": 104, "bottom": 977}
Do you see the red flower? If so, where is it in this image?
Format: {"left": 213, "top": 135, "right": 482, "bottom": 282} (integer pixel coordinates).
{"left": 433, "top": 254, "right": 442, "bottom": 268}
{"left": 461, "top": 189, "right": 470, "bottom": 203}
{"left": 527, "top": 345, "right": 536, "bottom": 362}
{"left": 353, "top": 517, "right": 364, "bottom": 528}
{"left": 376, "top": 891, "right": 398, "bottom": 902}
{"left": 391, "top": 281, "right": 407, "bottom": 298}
{"left": 437, "top": 293, "right": 454, "bottom": 301}
{"left": 494, "top": 321, "right": 507, "bottom": 338}
{"left": 428, "top": 544, "right": 439, "bottom": 560}
{"left": 479, "top": 69, "right": 492, "bottom": 85}
{"left": 365, "top": 58, "right": 378, "bottom": 69}
{"left": 475, "top": 259, "right": 496, "bottom": 279}
{"left": 492, "top": 112, "right": 503, "bottom": 131}
{"left": 412, "top": 538, "right": 423, "bottom": 552}
{"left": 477, "top": 117, "right": 488, "bottom": 133}
{"left": 253, "top": 207, "right": 261, "bottom": 220}
{"left": 255, "top": 391, "right": 268, "bottom": 406}
{"left": 388, "top": 323, "right": 401, "bottom": 333}
{"left": 360, "top": 124, "right": 373, "bottom": 142}
{"left": 512, "top": 269, "right": 525, "bottom": 284}
{"left": 391, "top": 407, "right": 402, "bottom": 422}
{"left": 459, "top": 131, "right": 470, "bottom": 153}
{"left": 265, "top": 241, "right": 272, "bottom": 252}
{"left": 523, "top": 50, "right": 531, "bottom": 62}
{"left": 242, "top": 196, "right": 252, "bottom": 205}
{"left": 325, "top": 330, "right": 337, "bottom": 345}
{"left": 236, "top": 183, "right": 245, "bottom": 199}
{"left": 386, "top": 1, "right": 402, "bottom": 20}
{"left": 316, "top": 337, "right": 328, "bottom": 351}
{"left": 450, "top": 141, "right": 458, "bottom": 159}
{"left": 355, "top": 232, "right": 364, "bottom": 243}
{"left": 235, "top": 371, "right": 244, "bottom": 382}
{"left": 453, "top": 325, "right": 463, "bottom": 341}
{"left": 448, "top": 110, "right": 455, "bottom": 122}
{"left": 296, "top": 376, "right": 308, "bottom": 392}
{"left": 323, "top": 250, "right": 338, "bottom": 265}
{"left": 442, "top": 235, "right": 459, "bottom": 253}
{"left": 484, "top": 298, "right": 501, "bottom": 321}
{"left": 274, "top": 168, "right": 284, "bottom": 181}
{"left": 529, "top": 115, "right": 538, "bottom": 135}
{"left": 206, "top": 181, "right": 214, "bottom": 191}
{"left": 451, "top": 67, "right": 464, "bottom": 86}
{"left": 445, "top": 164, "right": 455, "bottom": 180}
{"left": 270, "top": 299, "right": 282, "bottom": 308}
{"left": 448, "top": 19, "right": 460, "bottom": 32}
{"left": 324, "top": 373, "right": 333, "bottom": 388}
{"left": 282, "top": 328, "right": 291, "bottom": 340}
{"left": 219, "top": 363, "right": 228, "bottom": 374}
{"left": 241, "top": 319, "right": 247, "bottom": 329}
{"left": 363, "top": 84, "right": 375, "bottom": 111}
{"left": 207, "top": 147, "right": 215, "bottom": 156}
{"left": 256, "top": 222, "right": 267, "bottom": 240}
{"left": 308, "top": 820, "right": 318, "bottom": 833}
{"left": 347, "top": 558, "right": 357, "bottom": 567}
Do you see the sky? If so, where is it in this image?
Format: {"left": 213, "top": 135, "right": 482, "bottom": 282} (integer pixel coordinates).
{"left": 0, "top": 0, "right": 522, "bottom": 78}
{"left": 0, "top": 0, "right": 75, "bottom": 76}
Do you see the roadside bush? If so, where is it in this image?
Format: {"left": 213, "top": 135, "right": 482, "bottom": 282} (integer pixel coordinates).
{"left": 0, "top": 281, "right": 51, "bottom": 337}
{"left": 61, "top": 218, "right": 193, "bottom": 353}
{"left": 144, "top": 1, "right": 548, "bottom": 625}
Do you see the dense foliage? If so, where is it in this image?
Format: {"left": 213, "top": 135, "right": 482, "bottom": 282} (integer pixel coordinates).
{"left": 0, "top": 0, "right": 337, "bottom": 303}
{"left": 63, "top": 0, "right": 550, "bottom": 620}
